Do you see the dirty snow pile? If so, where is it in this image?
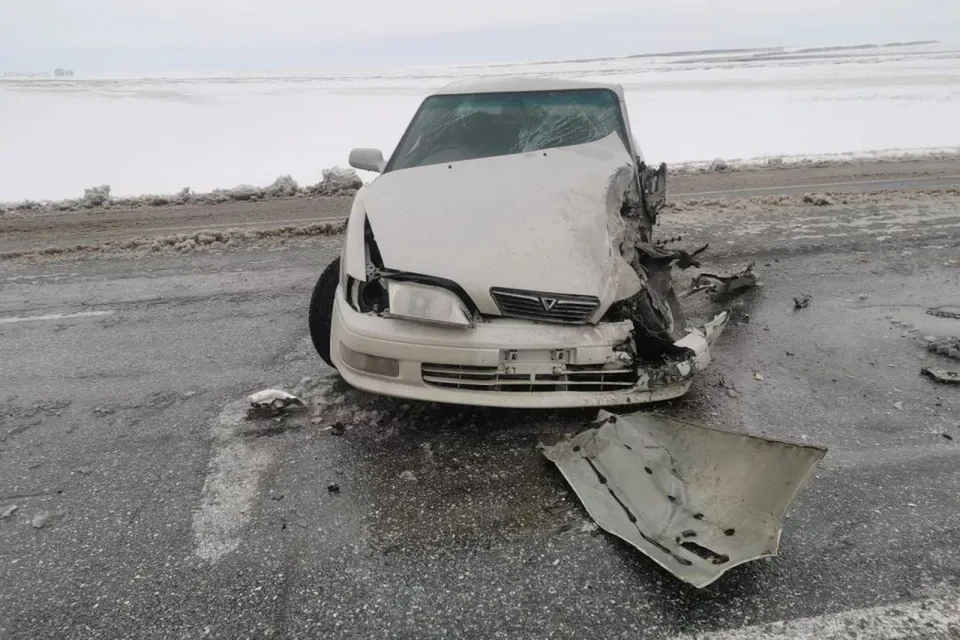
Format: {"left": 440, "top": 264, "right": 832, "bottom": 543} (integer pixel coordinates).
{"left": 666, "top": 188, "right": 960, "bottom": 212}
{"left": 671, "top": 148, "right": 960, "bottom": 176}
{"left": 0, "top": 168, "right": 363, "bottom": 215}
{"left": 1, "top": 220, "right": 347, "bottom": 260}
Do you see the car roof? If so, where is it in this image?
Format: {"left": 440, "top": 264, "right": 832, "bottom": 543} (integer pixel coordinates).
{"left": 433, "top": 76, "right": 624, "bottom": 96}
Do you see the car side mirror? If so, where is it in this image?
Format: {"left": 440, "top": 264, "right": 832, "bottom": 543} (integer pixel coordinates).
{"left": 349, "top": 148, "right": 386, "bottom": 173}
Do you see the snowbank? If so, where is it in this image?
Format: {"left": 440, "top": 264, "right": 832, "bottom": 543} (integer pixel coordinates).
{"left": 0, "top": 220, "right": 347, "bottom": 260}
{"left": 671, "top": 148, "right": 960, "bottom": 176}
{"left": 7, "top": 189, "right": 959, "bottom": 262}
{"left": 0, "top": 167, "right": 364, "bottom": 215}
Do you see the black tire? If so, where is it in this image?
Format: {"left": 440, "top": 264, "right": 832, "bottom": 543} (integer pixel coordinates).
{"left": 309, "top": 257, "right": 341, "bottom": 368}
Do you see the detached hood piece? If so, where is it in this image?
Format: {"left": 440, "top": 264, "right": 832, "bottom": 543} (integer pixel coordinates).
{"left": 359, "top": 134, "right": 642, "bottom": 316}
{"left": 544, "top": 411, "right": 826, "bottom": 588}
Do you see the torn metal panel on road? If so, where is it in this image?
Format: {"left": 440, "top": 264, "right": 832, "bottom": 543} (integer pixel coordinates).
{"left": 692, "top": 263, "right": 758, "bottom": 298}
{"left": 544, "top": 411, "right": 826, "bottom": 588}
{"left": 921, "top": 367, "right": 960, "bottom": 385}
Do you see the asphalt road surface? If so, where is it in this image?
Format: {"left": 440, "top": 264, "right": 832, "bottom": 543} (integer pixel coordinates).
{"left": 1, "top": 162, "right": 960, "bottom": 639}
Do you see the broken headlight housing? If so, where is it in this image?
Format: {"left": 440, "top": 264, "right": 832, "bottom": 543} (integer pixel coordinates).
{"left": 382, "top": 280, "right": 474, "bottom": 328}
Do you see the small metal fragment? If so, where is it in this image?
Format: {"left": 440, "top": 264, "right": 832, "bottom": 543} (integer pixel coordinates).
{"left": 921, "top": 367, "right": 960, "bottom": 385}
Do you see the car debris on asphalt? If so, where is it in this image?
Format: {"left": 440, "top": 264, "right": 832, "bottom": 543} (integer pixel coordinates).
{"left": 544, "top": 411, "right": 826, "bottom": 588}
{"left": 793, "top": 294, "right": 812, "bottom": 310}
{"left": 246, "top": 389, "right": 306, "bottom": 416}
{"left": 324, "top": 422, "right": 346, "bottom": 436}
{"left": 293, "top": 75, "right": 834, "bottom": 590}
{"left": 690, "top": 263, "right": 758, "bottom": 299}
{"left": 1, "top": 504, "right": 18, "bottom": 519}
{"left": 921, "top": 367, "right": 960, "bottom": 385}
{"left": 31, "top": 511, "right": 53, "bottom": 529}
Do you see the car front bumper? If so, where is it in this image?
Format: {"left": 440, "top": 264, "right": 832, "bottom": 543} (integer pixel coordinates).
{"left": 330, "top": 288, "right": 727, "bottom": 409}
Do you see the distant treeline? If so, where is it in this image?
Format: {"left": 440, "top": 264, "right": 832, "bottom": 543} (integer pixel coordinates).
{"left": 1, "top": 69, "right": 75, "bottom": 78}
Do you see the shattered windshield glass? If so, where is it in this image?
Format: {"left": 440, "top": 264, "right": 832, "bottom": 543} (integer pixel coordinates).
{"left": 387, "top": 89, "right": 630, "bottom": 171}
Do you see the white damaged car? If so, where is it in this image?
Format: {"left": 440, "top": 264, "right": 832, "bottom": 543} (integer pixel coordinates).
{"left": 309, "top": 77, "right": 728, "bottom": 408}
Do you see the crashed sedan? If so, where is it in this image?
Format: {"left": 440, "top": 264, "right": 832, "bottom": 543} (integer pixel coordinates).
{"left": 309, "top": 77, "right": 727, "bottom": 408}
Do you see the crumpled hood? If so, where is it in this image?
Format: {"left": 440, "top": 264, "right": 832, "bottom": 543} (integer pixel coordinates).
{"left": 360, "top": 133, "right": 643, "bottom": 318}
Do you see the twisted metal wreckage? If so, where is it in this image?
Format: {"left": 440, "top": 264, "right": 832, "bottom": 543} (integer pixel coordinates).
{"left": 351, "top": 152, "right": 826, "bottom": 587}
{"left": 323, "top": 82, "right": 827, "bottom": 586}
{"left": 536, "top": 158, "right": 824, "bottom": 589}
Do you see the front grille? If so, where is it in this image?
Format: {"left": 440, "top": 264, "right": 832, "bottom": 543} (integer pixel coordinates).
{"left": 421, "top": 363, "right": 637, "bottom": 393}
{"left": 490, "top": 288, "right": 600, "bottom": 324}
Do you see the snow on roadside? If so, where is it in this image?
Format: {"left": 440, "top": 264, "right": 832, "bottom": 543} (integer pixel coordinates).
{"left": 0, "top": 168, "right": 363, "bottom": 216}
{"left": 0, "top": 221, "right": 347, "bottom": 261}
{"left": 6, "top": 147, "right": 960, "bottom": 218}
{"left": 6, "top": 189, "right": 959, "bottom": 262}
{"left": 672, "top": 147, "right": 960, "bottom": 175}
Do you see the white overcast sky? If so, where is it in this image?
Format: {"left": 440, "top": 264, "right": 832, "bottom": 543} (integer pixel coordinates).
{"left": 2, "top": 0, "right": 958, "bottom": 72}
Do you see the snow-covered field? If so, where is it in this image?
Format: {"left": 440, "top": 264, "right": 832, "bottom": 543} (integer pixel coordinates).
{"left": 2, "top": 41, "right": 959, "bottom": 201}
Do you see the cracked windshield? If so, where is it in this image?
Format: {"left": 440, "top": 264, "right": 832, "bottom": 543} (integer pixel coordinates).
{"left": 389, "top": 89, "right": 630, "bottom": 170}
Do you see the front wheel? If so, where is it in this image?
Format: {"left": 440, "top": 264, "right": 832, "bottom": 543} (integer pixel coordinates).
{"left": 308, "top": 257, "right": 341, "bottom": 368}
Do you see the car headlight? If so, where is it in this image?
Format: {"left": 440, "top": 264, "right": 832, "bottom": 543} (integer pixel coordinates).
{"left": 383, "top": 280, "right": 474, "bottom": 328}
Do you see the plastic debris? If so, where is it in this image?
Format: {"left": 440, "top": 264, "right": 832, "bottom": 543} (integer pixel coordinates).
{"left": 1, "top": 505, "right": 18, "bottom": 519}
{"left": 399, "top": 471, "right": 418, "bottom": 482}
{"left": 247, "top": 389, "right": 306, "bottom": 416}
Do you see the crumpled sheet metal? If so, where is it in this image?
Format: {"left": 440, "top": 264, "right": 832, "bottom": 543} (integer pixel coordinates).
{"left": 247, "top": 389, "right": 305, "bottom": 415}
{"left": 544, "top": 411, "right": 826, "bottom": 588}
